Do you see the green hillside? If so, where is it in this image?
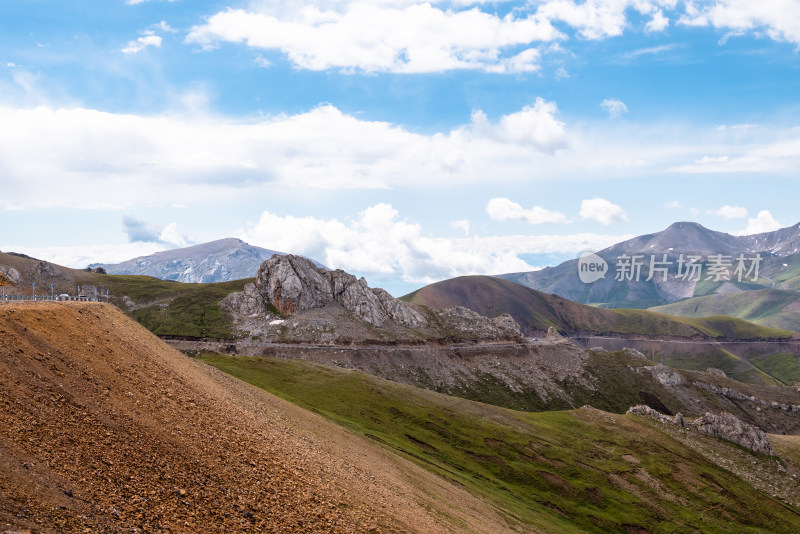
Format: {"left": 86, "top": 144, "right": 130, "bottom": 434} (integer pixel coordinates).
{"left": 199, "top": 354, "right": 800, "bottom": 533}
{"left": 403, "top": 275, "right": 794, "bottom": 340}
{"left": 651, "top": 289, "right": 800, "bottom": 333}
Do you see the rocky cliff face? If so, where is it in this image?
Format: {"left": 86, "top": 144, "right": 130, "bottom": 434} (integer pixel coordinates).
{"left": 221, "top": 254, "right": 523, "bottom": 344}
{"left": 254, "top": 255, "right": 425, "bottom": 328}
{"left": 627, "top": 405, "right": 774, "bottom": 455}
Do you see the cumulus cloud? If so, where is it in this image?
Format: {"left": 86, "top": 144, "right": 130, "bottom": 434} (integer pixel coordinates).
{"left": 122, "top": 33, "right": 162, "bottom": 54}
{"left": 645, "top": 10, "right": 670, "bottom": 32}
{"left": 736, "top": 210, "right": 783, "bottom": 235}
{"left": 712, "top": 205, "right": 748, "bottom": 220}
{"left": 187, "top": 3, "right": 561, "bottom": 73}
{"left": 469, "top": 98, "right": 567, "bottom": 152}
{"left": 185, "top": 2, "right": 800, "bottom": 74}
{"left": 2, "top": 102, "right": 798, "bottom": 214}
{"left": 123, "top": 215, "right": 163, "bottom": 243}
{"left": 239, "top": 203, "right": 631, "bottom": 283}
{"left": 601, "top": 98, "right": 628, "bottom": 119}
{"left": 486, "top": 197, "right": 569, "bottom": 225}
{"left": 0, "top": 102, "right": 574, "bottom": 209}
{"left": 122, "top": 216, "right": 189, "bottom": 247}
{"left": 579, "top": 198, "right": 627, "bottom": 225}
{"left": 679, "top": 0, "right": 800, "bottom": 45}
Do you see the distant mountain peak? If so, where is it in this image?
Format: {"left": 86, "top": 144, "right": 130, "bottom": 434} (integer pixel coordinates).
{"left": 498, "top": 220, "right": 800, "bottom": 309}
{"left": 93, "top": 239, "right": 324, "bottom": 283}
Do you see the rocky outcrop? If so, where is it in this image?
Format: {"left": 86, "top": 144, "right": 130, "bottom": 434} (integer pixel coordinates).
{"left": 644, "top": 364, "right": 684, "bottom": 387}
{"left": 0, "top": 266, "right": 21, "bottom": 284}
{"left": 690, "top": 412, "right": 773, "bottom": 455}
{"left": 436, "top": 306, "right": 523, "bottom": 341}
{"left": 627, "top": 405, "right": 684, "bottom": 426}
{"left": 220, "top": 282, "right": 267, "bottom": 318}
{"left": 35, "top": 261, "right": 61, "bottom": 277}
{"left": 252, "top": 255, "right": 425, "bottom": 328}
{"left": 628, "top": 405, "right": 773, "bottom": 455}
{"left": 545, "top": 326, "right": 563, "bottom": 342}
{"left": 705, "top": 368, "right": 727, "bottom": 378}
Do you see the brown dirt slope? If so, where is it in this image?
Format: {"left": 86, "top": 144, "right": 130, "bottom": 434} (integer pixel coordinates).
{"left": 0, "top": 302, "right": 518, "bottom": 534}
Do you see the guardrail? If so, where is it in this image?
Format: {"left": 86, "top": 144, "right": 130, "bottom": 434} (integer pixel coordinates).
{"left": 0, "top": 295, "right": 100, "bottom": 302}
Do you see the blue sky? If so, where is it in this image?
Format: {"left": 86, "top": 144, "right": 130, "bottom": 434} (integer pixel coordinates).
{"left": 2, "top": 0, "right": 799, "bottom": 295}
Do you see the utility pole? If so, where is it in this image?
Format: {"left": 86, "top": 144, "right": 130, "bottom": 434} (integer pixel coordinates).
{"left": 51, "top": 283, "right": 54, "bottom": 300}
{"left": 32, "top": 282, "right": 35, "bottom": 301}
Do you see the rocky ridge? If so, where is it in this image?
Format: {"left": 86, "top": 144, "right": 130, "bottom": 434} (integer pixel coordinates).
{"left": 255, "top": 254, "right": 425, "bottom": 328}
{"left": 627, "top": 405, "right": 774, "bottom": 455}
{"left": 221, "top": 255, "right": 522, "bottom": 344}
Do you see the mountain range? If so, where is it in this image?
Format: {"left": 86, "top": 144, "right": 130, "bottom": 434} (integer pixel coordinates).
{"left": 499, "top": 221, "right": 800, "bottom": 309}
{"left": 91, "top": 238, "right": 323, "bottom": 283}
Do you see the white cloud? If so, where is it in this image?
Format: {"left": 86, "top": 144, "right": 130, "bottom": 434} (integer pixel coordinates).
{"left": 0, "top": 102, "right": 573, "bottom": 209}
{"left": 536, "top": 0, "right": 647, "bottom": 40}
{"left": 486, "top": 197, "right": 569, "bottom": 225}
{"left": 579, "top": 198, "right": 627, "bottom": 226}
{"left": 679, "top": 0, "right": 800, "bottom": 45}
{"left": 645, "top": 10, "right": 669, "bottom": 32}
{"left": 180, "top": 1, "right": 800, "bottom": 76}
{"left": 2, "top": 101, "right": 798, "bottom": 215}
{"left": 158, "top": 223, "right": 190, "bottom": 248}
{"left": 122, "top": 34, "right": 162, "bottom": 54}
{"left": 664, "top": 200, "right": 682, "bottom": 209}
{"left": 122, "top": 216, "right": 190, "bottom": 247}
{"left": 450, "top": 219, "right": 470, "bottom": 235}
{"left": 670, "top": 154, "right": 766, "bottom": 173}
{"left": 736, "top": 210, "right": 783, "bottom": 235}
{"left": 187, "top": 4, "right": 561, "bottom": 73}
{"left": 712, "top": 205, "right": 748, "bottom": 220}
{"left": 621, "top": 43, "right": 678, "bottom": 61}
{"left": 239, "top": 203, "right": 631, "bottom": 283}
{"left": 187, "top": 2, "right": 702, "bottom": 74}
{"left": 469, "top": 98, "right": 567, "bottom": 152}
{"left": 601, "top": 98, "right": 628, "bottom": 119}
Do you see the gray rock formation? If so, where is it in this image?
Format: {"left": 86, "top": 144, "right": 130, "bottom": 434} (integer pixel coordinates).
{"left": 220, "top": 282, "right": 266, "bottom": 318}
{"left": 545, "top": 326, "right": 563, "bottom": 341}
{"left": 35, "top": 261, "right": 61, "bottom": 277}
{"left": 628, "top": 405, "right": 773, "bottom": 455}
{"left": 253, "top": 255, "right": 425, "bottom": 328}
{"left": 436, "top": 306, "right": 523, "bottom": 340}
{"left": 705, "top": 368, "right": 727, "bottom": 378}
{"left": 0, "top": 266, "right": 20, "bottom": 284}
{"left": 627, "top": 405, "right": 679, "bottom": 426}
{"left": 644, "top": 364, "right": 684, "bottom": 387}
{"left": 690, "top": 412, "right": 774, "bottom": 455}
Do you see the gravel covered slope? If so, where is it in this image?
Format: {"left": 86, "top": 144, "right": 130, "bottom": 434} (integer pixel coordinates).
{"left": 0, "top": 302, "right": 518, "bottom": 534}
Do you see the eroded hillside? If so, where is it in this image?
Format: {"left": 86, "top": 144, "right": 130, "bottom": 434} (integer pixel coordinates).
{"left": 0, "top": 302, "right": 516, "bottom": 533}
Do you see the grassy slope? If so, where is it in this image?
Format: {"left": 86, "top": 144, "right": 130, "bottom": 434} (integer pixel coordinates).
{"left": 651, "top": 289, "right": 800, "bottom": 332}
{"left": 403, "top": 276, "right": 794, "bottom": 340}
{"left": 199, "top": 354, "right": 800, "bottom": 534}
